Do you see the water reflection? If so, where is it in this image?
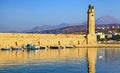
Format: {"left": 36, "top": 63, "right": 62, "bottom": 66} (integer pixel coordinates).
{"left": 87, "top": 48, "right": 97, "bottom": 73}
{"left": 0, "top": 48, "right": 120, "bottom": 73}
{"left": 96, "top": 48, "right": 120, "bottom": 73}
{"left": 0, "top": 48, "right": 87, "bottom": 66}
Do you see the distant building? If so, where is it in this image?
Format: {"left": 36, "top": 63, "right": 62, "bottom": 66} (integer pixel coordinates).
{"left": 106, "top": 34, "right": 113, "bottom": 40}
{"left": 96, "top": 32, "right": 105, "bottom": 40}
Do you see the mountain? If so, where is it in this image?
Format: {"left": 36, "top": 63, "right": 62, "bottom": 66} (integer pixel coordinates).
{"left": 82, "top": 16, "right": 120, "bottom": 25}
{"left": 25, "top": 16, "right": 120, "bottom": 33}
{"left": 31, "top": 23, "right": 70, "bottom": 32}
{"left": 27, "top": 23, "right": 81, "bottom": 32}
{"left": 30, "top": 25, "right": 54, "bottom": 32}
{"left": 39, "top": 25, "right": 86, "bottom": 34}
{"left": 38, "top": 23, "right": 120, "bottom": 34}
{"left": 96, "top": 16, "right": 120, "bottom": 24}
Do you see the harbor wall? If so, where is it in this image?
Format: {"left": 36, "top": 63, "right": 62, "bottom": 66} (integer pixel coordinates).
{"left": 0, "top": 33, "right": 86, "bottom": 48}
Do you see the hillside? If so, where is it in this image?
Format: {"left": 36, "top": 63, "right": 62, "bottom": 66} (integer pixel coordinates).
{"left": 27, "top": 16, "right": 120, "bottom": 34}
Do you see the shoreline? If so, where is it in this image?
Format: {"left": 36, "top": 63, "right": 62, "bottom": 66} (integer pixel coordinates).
{"left": 76, "top": 44, "right": 120, "bottom": 48}
{"left": 0, "top": 44, "right": 120, "bottom": 49}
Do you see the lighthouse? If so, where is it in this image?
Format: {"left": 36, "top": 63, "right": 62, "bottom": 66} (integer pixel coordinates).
{"left": 87, "top": 4, "right": 97, "bottom": 44}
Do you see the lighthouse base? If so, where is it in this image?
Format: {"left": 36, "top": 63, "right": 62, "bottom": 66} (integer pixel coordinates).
{"left": 87, "top": 34, "right": 97, "bottom": 44}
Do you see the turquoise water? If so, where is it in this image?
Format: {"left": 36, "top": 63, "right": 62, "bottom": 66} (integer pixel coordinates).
{"left": 0, "top": 48, "right": 120, "bottom": 73}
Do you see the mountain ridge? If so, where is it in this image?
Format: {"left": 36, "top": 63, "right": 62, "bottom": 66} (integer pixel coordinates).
{"left": 27, "top": 23, "right": 81, "bottom": 32}
{"left": 96, "top": 16, "right": 120, "bottom": 24}
{"left": 28, "top": 16, "right": 120, "bottom": 33}
{"left": 2, "top": 16, "right": 120, "bottom": 33}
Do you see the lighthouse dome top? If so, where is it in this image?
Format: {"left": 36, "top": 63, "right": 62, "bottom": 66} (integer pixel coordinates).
{"left": 89, "top": 4, "right": 94, "bottom": 6}
{"left": 89, "top": 4, "right": 94, "bottom": 9}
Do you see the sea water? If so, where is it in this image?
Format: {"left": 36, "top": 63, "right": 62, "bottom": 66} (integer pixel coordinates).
{"left": 0, "top": 48, "right": 120, "bottom": 73}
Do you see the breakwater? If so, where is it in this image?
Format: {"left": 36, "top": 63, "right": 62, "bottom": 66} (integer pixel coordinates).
{"left": 0, "top": 33, "right": 86, "bottom": 48}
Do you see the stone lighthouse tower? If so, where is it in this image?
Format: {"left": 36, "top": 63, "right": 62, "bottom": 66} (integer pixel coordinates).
{"left": 87, "top": 4, "right": 97, "bottom": 44}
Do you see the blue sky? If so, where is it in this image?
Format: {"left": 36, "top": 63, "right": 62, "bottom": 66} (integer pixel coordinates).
{"left": 0, "top": 0, "right": 120, "bottom": 32}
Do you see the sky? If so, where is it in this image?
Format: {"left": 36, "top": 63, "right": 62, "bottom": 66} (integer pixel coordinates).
{"left": 0, "top": 0, "right": 120, "bottom": 32}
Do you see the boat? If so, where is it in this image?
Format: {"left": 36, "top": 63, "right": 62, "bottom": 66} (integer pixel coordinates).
{"left": 65, "top": 45, "right": 75, "bottom": 48}
{"left": 11, "top": 47, "right": 24, "bottom": 50}
{"left": 40, "top": 46, "right": 48, "bottom": 50}
{"left": 26, "top": 44, "right": 40, "bottom": 50}
{"left": 1, "top": 47, "right": 12, "bottom": 51}
{"left": 50, "top": 46, "right": 63, "bottom": 49}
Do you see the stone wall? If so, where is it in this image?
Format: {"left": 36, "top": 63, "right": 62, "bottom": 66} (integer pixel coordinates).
{"left": 0, "top": 33, "right": 86, "bottom": 48}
